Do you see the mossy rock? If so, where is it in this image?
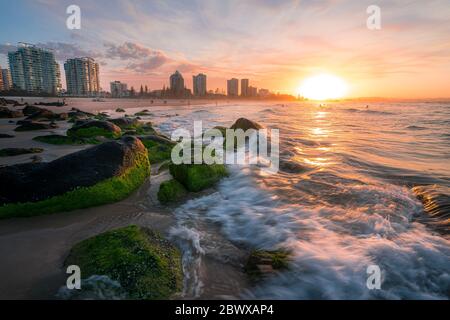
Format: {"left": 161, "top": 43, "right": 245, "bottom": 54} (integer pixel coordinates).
{"left": 0, "top": 148, "right": 43, "bottom": 157}
{"left": 157, "top": 179, "right": 187, "bottom": 204}
{"left": 116, "top": 108, "right": 126, "bottom": 113}
{"left": 244, "top": 250, "right": 290, "bottom": 281}
{"left": 141, "top": 139, "right": 173, "bottom": 164}
{"left": 169, "top": 163, "right": 228, "bottom": 192}
{"left": 33, "top": 135, "right": 100, "bottom": 145}
{"left": 65, "top": 225, "right": 183, "bottom": 300}
{"left": 67, "top": 121, "right": 122, "bottom": 139}
{"left": 0, "top": 137, "right": 150, "bottom": 218}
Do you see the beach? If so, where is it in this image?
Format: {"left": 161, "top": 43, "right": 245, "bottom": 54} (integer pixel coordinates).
{"left": 0, "top": 97, "right": 449, "bottom": 299}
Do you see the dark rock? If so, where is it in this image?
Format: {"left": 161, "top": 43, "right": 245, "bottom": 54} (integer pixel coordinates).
{"left": 116, "top": 108, "right": 126, "bottom": 113}
{"left": 0, "top": 107, "right": 23, "bottom": 118}
{"left": 22, "top": 105, "right": 46, "bottom": 116}
{"left": 169, "top": 163, "right": 228, "bottom": 192}
{"left": 25, "top": 108, "right": 68, "bottom": 121}
{"left": 68, "top": 108, "right": 95, "bottom": 121}
{"left": 15, "top": 121, "right": 58, "bottom": 131}
{"left": 0, "top": 136, "right": 147, "bottom": 205}
{"left": 67, "top": 120, "right": 122, "bottom": 138}
{"left": 0, "top": 134, "right": 14, "bottom": 138}
{"left": 35, "top": 101, "right": 66, "bottom": 107}
{"left": 230, "top": 118, "right": 263, "bottom": 131}
{"left": 244, "top": 250, "right": 290, "bottom": 281}
{"left": 110, "top": 117, "right": 139, "bottom": 128}
{"left": 0, "top": 148, "right": 43, "bottom": 157}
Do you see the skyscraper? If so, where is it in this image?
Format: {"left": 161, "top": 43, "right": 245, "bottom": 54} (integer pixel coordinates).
{"left": 0, "top": 71, "right": 3, "bottom": 91}
{"left": 241, "top": 79, "right": 249, "bottom": 97}
{"left": 64, "top": 57, "right": 100, "bottom": 96}
{"left": 227, "top": 78, "right": 239, "bottom": 97}
{"left": 1, "top": 68, "right": 12, "bottom": 90}
{"left": 8, "top": 43, "right": 61, "bottom": 94}
{"left": 193, "top": 73, "right": 207, "bottom": 96}
{"left": 170, "top": 70, "right": 185, "bottom": 97}
{"left": 110, "top": 81, "right": 128, "bottom": 98}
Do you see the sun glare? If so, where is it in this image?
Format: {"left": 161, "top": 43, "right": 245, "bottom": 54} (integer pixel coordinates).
{"left": 299, "top": 74, "right": 348, "bottom": 100}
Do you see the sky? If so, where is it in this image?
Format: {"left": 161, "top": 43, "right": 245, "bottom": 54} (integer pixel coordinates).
{"left": 0, "top": 0, "right": 449, "bottom": 98}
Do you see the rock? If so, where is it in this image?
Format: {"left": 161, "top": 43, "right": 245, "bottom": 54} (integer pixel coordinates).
{"left": 412, "top": 185, "right": 450, "bottom": 234}
{"left": 67, "top": 120, "right": 122, "bottom": 139}
{"left": 110, "top": 117, "right": 139, "bottom": 128}
{"left": 15, "top": 121, "right": 58, "bottom": 131}
{"left": 134, "top": 110, "right": 152, "bottom": 116}
{"left": 230, "top": 118, "right": 263, "bottom": 131}
{"left": 0, "top": 148, "right": 44, "bottom": 157}
{"left": 0, "top": 107, "right": 23, "bottom": 118}
{"left": 158, "top": 179, "right": 187, "bottom": 204}
{"left": 64, "top": 225, "right": 182, "bottom": 299}
{"left": 169, "top": 163, "right": 228, "bottom": 192}
{"left": 0, "top": 136, "right": 150, "bottom": 217}
{"left": 30, "top": 155, "right": 43, "bottom": 163}
{"left": 68, "top": 108, "right": 95, "bottom": 121}
{"left": 0, "top": 98, "right": 20, "bottom": 106}
{"left": 33, "top": 134, "right": 97, "bottom": 145}
{"left": 0, "top": 134, "right": 14, "bottom": 138}
{"left": 244, "top": 250, "right": 290, "bottom": 281}
{"left": 25, "top": 108, "right": 68, "bottom": 121}
{"left": 35, "top": 101, "right": 66, "bottom": 107}
{"left": 115, "top": 108, "right": 126, "bottom": 113}
{"left": 23, "top": 105, "right": 46, "bottom": 116}
{"left": 138, "top": 135, "right": 175, "bottom": 164}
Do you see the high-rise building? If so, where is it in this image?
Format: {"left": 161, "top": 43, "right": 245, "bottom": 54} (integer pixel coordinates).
{"left": 110, "top": 81, "right": 128, "bottom": 98}
{"left": 227, "top": 78, "right": 239, "bottom": 97}
{"left": 1, "top": 68, "right": 12, "bottom": 91}
{"left": 8, "top": 43, "right": 61, "bottom": 94}
{"left": 241, "top": 79, "right": 249, "bottom": 97}
{"left": 64, "top": 57, "right": 100, "bottom": 96}
{"left": 0, "top": 71, "right": 3, "bottom": 91}
{"left": 170, "top": 70, "right": 185, "bottom": 97}
{"left": 193, "top": 73, "right": 207, "bottom": 96}
{"left": 249, "top": 86, "right": 258, "bottom": 97}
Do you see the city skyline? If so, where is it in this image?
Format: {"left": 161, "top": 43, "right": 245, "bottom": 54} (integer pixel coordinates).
{"left": 0, "top": 1, "right": 450, "bottom": 98}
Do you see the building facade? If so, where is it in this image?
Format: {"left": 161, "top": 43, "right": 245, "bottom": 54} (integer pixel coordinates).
{"left": 193, "top": 73, "right": 207, "bottom": 96}
{"left": 249, "top": 86, "right": 258, "bottom": 97}
{"left": 241, "top": 79, "right": 249, "bottom": 97}
{"left": 110, "top": 81, "right": 128, "bottom": 98}
{"left": 170, "top": 70, "right": 185, "bottom": 97}
{"left": 227, "top": 78, "right": 239, "bottom": 97}
{"left": 8, "top": 44, "right": 61, "bottom": 94}
{"left": 1, "top": 68, "right": 12, "bottom": 91}
{"left": 64, "top": 57, "right": 100, "bottom": 96}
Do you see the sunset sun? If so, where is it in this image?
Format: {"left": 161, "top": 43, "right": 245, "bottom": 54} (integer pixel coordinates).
{"left": 299, "top": 74, "right": 349, "bottom": 100}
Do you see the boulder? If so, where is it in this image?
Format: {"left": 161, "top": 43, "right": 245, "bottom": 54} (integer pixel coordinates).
{"left": 110, "top": 117, "right": 139, "bottom": 128}
{"left": 244, "top": 250, "right": 290, "bottom": 281}
{"left": 115, "top": 108, "right": 126, "bottom": 113}
{"left": 0, "top": 148, "right": 43, "bottom": 157}
{"left": 0, "top": 136, "right": 150, "bottom": 217}
{"left": 25, "top": 108, "right": 68, "bottom": 121}
{"left": 35, "top": 101, "right": 66, "bottom": 107}
{"left": 67, "top": 120, "right": 122, "bottom": 139}
{"left": 157, "top": 179, "right": 187, "bottom": 204}
{"left": 68, "top": 108, "right": 95, "bottom": 121}
{"left": 138, "top": 134, "right": 175, "bottom": 164}
{"left": 230, "top": 118, "right": 263, "bottom": 131}
{"left": 15, "top": 121, "right": 58, "bottom": 131}
{"left": 169, "top": 163, "right": 228, "bottom": 192}
{"left": 65, "top": 225, "right": 182, "bottom": 299}
{"left": 0, "top": 134, "right": 14, "bottom": 138}
{"left": 0, "top": 107, "right": 23, "bottom": 118}
{"left": 22, "top": 105, "right": 45, "bottom": 116}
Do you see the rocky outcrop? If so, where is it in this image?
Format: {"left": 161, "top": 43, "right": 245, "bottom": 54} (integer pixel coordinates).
{"left": 35, "top": 101, "right": 66, "bottom": 107}
{"left": 230, "top": 118, "right": 263, "bottom": 131}
{"left": 65, "top": 225, "right": 182, "bottom": 299}
{"left": 0, "top": 148, "right": 43, "bottom": 157}
{"left": 15, "top": 121, "right": 58, "bottom": 131}
{"left": 0, "top": 136, "right": 150, "bottom": 213}
{"left": 110, "top": 117, "right": 139, "bottom": 128}
{"left": 169, "top": 163, "right": 228, "bottom": 192}
{"left": 67, "top": 120, "right": 122, "bottom": 139}
{"left": 0, "top": 107, "right": 23, "bottom": 118}
{"left": 22, "top": 105, "right": 46, "bottom": 116}
{"left": 25, "top": 108, "right": 68, "bottom": 121}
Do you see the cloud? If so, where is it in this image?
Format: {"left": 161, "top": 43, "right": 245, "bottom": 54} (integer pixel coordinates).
{"left": 105, "top": 42, "right": 165, "bottom": 60}
{"left": 126, "top": 53, "right": 170, "bottom": 73}
{"left": 0, "top": 43, "right": 17, "bottom": 55}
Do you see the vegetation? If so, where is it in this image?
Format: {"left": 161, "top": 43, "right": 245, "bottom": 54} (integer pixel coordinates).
{"left": 33, "top": 135, "right": 100, "bottom": 145}
{"left": 169, "top": 163, "right": 228, "bottom": 192}
{"left": 67, "top": 127, "right": 121, "bottom": 139}
{"left": 244, "top": 250, "right": 291, "bottom": 281}
{"left": 65, "top": 225, "right": 183, "bottom": 300}
{"left": 142, "top": 139, "right": 172, "bottom": 164}
{"left": 0, "top": 153, "right": 150, "bottom": 219}
{"left": 157, "top": 179, "right": 187, "bottom": 204}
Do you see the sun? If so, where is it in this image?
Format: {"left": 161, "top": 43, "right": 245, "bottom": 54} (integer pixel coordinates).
{"left": 298, "top": 74, "right": 349, "bottom": 100}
